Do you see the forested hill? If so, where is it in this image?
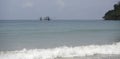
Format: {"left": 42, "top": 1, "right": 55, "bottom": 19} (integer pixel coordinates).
{"left": 103, "top": 2, "right": 120, "bottom": 20}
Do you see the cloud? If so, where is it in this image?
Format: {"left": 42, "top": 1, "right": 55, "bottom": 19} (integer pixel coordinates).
{"left": 56, "top": 0, "right": 65, "bottom": 11}
{"left": 22, "top": 0, "right": 33, "bottom": 8}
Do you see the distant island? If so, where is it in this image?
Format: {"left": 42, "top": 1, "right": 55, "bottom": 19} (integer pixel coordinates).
{"left": 40, "top": 16, "right": 50, "bottom": 21}
{"left": 103, "top": 2, "right": 120, "bottom": 20}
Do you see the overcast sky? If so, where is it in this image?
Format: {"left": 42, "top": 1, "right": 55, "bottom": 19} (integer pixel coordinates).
{"left": 0, "top": 0, "right": 119, "bottom": 20}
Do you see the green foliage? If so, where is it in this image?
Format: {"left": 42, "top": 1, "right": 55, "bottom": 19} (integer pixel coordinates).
{"left": 103, "top": 2, "right": 120, "bottom": 20}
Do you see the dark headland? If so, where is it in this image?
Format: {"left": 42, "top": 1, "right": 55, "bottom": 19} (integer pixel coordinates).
{"left": 103, "top": 1, "right": 120, "bottom": 20}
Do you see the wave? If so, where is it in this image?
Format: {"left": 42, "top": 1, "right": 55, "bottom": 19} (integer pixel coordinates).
{"left": 0, "top": 42, "right": 120, "bottom": 59}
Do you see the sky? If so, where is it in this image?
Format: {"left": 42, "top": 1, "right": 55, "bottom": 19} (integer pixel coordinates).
{"left": 0, "top": 0, "right": 119, "bottom": 20}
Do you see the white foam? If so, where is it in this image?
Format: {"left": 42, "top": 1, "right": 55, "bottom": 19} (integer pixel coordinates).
{"left": 0, "top": 42, "right": 120, "bottom": 59}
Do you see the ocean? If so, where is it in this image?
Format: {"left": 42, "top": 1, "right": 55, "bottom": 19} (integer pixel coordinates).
{"left": 0, "top": 20, "right": 120, "bottom": 59}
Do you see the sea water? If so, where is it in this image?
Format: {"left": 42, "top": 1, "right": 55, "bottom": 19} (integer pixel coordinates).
{"left": 0, "top": 20, "right": 120, "bottom": 59}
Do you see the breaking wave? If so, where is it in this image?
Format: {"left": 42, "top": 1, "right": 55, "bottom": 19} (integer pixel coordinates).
{"left": 0, "top": 42, "right": 120, "bottom": 59}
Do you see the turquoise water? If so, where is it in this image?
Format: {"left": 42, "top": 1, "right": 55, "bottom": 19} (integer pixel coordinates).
{"left": 0, "top": 20, "right": 120, "bottom": 59}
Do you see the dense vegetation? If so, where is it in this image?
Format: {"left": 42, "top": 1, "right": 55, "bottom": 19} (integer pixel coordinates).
{"left": 103, "top": 2, "right": 120, "bottom": 20}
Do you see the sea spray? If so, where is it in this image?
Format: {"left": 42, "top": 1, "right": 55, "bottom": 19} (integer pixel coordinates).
{"left": 0, "top": 42, "right": 120, "bottom": 59}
